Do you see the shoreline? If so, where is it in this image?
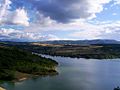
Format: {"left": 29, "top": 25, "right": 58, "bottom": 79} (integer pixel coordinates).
{"left": 40, "top": 53, "right": 120, "bottom": 59}
{"left": 0, "top": 87, "right": 6, "bottom": 90}
{"left": 12, "top": 70, "right": 58, "bottom": 82}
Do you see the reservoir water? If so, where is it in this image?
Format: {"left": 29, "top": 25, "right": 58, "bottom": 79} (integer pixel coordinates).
{"left": 2, "top": 55, "right": 120, "bottom": 90}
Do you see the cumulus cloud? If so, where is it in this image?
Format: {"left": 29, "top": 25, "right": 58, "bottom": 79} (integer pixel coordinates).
{"left": 36, "top": 0, "right": 111, "bottom": 22}
{"left": 0, "top": 28, "right": 59, "bottom": 41}
{"left": 0, "top": 0, "right": 119, "bottom": 26}
{"left": 0, "top": 0, "right": 29, "bottom": 26}
{"left": 11, "top": 8, "right": 29, "bottom": 26}
{"left": 11, "top": 0, "right": 112, "bottom": 23}
{"left": 1, "top": 0, "right": 120, "bottom": 41}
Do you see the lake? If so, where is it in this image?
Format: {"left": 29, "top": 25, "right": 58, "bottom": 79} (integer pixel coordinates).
{"left": 2, "top": 55, "right": 120, "bottom": 90}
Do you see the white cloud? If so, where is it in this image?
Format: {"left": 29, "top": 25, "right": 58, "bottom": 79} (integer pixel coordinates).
{"left": 0, "top": 0, "right": 29, "bottom": 26}
{"left": 30, "top": 0, "right": 112, "bottom": 22}
{"left": 69, "top": 20, "right": 120, "bottom": 40}
{"left": 24, "top": 20, "right": 117, "bottom": 40}
{"left": 0, "top": 0, "right": 11, "bottom": 23}
{"left": 0, "top": 28, "right": 59, "bottom": 41}
{"left": 85, "top": 0, "right": 112, "bottom": 19}
{"left": 1, "top": 0, "right": 120, "bottom": 41}
{"left": 26, "top": 17, "right": 120, "bottom": 40}
{"left": 24, "top": 16, "right": 120, "bottom": 40}
{"left": 69, "top": 30, "right": 101, "bottom": 40}
{"left": 11, "top": 8, "right": 29, "bottom": 26}
{"left": 112, "top": 13, "right": 117, "bottom": 15}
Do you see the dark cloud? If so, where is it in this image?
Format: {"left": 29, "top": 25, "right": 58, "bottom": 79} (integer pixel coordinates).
{"left": 10, "top": 0, "right": 92, "bottom": 23}
{"left": 5, "top": 0, "right": 111, "bottom": 24}
{"left": 30, "top": 0, "right": 89, "bottom": 23}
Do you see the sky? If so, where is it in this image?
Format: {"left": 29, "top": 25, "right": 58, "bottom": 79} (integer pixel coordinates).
{"left": 0, "top": 0, "right": 120, "bottom": 41}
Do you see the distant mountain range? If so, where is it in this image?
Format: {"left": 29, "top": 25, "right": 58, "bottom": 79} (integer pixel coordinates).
{"left": 39, "top": 39, "right": 120, "bottom": 45}
{"left": 0, "top": 39, "right": 120, "bottom": 45}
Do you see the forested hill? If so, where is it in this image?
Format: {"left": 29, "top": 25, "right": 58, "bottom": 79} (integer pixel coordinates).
{"left": 0, "top": 46, "right": 58, "bottom": 81}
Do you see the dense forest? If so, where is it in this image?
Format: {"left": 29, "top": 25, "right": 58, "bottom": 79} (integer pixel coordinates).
{"left": 0, "top": 45, "right": 58, "bottom": 81}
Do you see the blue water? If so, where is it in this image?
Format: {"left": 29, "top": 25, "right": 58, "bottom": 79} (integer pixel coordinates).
{"left": 2, "top": 55, "right": 120, "bottom": 90}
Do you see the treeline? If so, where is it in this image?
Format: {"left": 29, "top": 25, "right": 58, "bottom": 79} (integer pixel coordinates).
{"left": 0, "top": 46, "right": 58, "bottom": 81}
{"left": 12, "top": 44, "right": 120, "bottom": 59}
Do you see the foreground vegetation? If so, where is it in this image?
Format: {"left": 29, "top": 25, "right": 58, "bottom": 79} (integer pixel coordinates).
{"left": 0, "top": 46, "right": 58, "bottom": 81}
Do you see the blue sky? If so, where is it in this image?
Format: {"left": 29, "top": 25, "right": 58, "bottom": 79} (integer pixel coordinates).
{"left": 0, "top": 0, "right": 120, "bottom": 41}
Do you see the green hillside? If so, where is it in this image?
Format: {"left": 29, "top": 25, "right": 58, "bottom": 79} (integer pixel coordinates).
{"left": 0, "top": 46, "right": 58, "bottom": 81}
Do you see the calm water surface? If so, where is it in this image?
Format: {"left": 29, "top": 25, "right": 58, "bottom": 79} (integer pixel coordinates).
{"left": 2, "top": 55, "right": 120, "bottom": 90}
